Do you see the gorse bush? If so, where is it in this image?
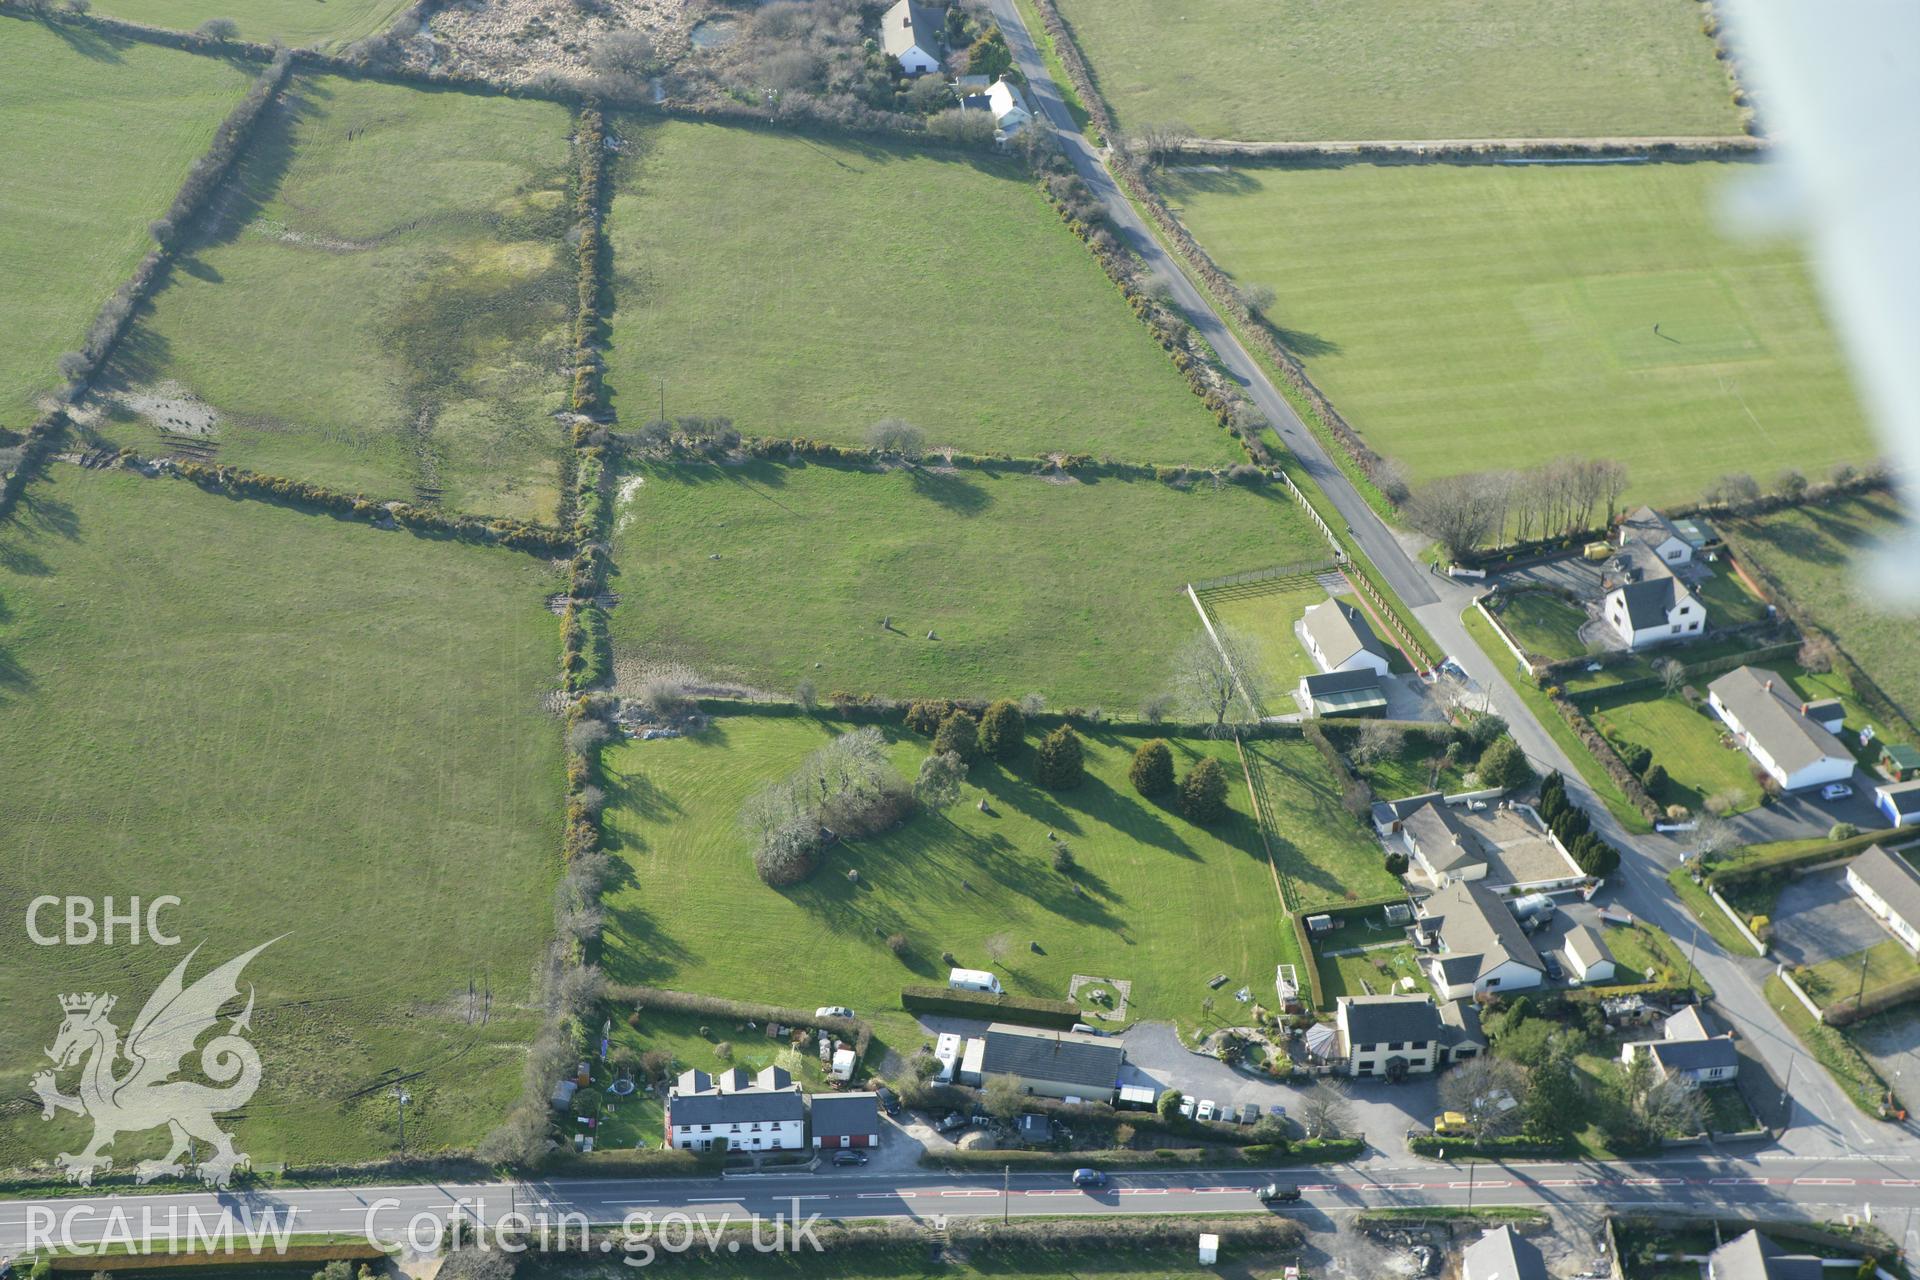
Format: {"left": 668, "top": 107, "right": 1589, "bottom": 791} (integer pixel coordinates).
{"left": 1129, "top": 738, "right": 1175, "bottom": 796}
{"left": 1035, "top": 725, "right": 1086, "bottom": 790}
{"left": 978, "top": 698, "right": 1025, "bottom": 759}
{"left": 1181, "top": 756, "right": 1230, "bottom": 824}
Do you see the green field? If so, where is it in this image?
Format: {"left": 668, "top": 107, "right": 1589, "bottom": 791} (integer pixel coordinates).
{"left": 1729, "top": 492, "right": 1920, "bottom": 731}
{"left": 0, "top": 22, "right": 253, "bottom": 428}
{"left": 607, "top": 460, "right": 1321, "bottom": 708}
{"left": 89, "top": 0, "right": 412, "bottom": 47}
{"left": 1051, "top": 0, "right": 1744, "bottom": 143}
{"left": 83, "top": 76, "right": 576, "bottom": 520}
{"left": 1589, "top": 689, "right": 1760, "bottom": 813}
{"left": 0, "top": 467, "right": 562, "bottom": 1166}
{"left": 599, "top": 717, "right": 1294, "bottom": 1044}
{"left": 1199, "top": 581, "right": 1334, "bottom": 707}
{"left": 1243, "top": 736, "right": 1399, "bottom": 910}
{"left": 1800, "top": 940, "right": 1920, "bottom": 1010}
{"left": 1489, "top": 591, "right": 1590, "bottom": 662}
{"left": 603, "top": 119, "right": 1238, "bottom": 465}
{"left": 1158, "top": 162, "right": 1875, "bottom": 505}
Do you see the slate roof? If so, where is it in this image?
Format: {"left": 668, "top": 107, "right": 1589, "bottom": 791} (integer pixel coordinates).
{"left": 1338, "top": 995, "right": 1443, "bottom": 1047}
{"left": 1464, "top": 1225, "right": 1549, "bottom": 1280}
{"left": 1438, "top": 999, "right": 1484, "bottom": 1048}
{"left": 1614, "top": 574, "right": 1685, "bottom": 629}
{"left": 1707, "top": 1229, "right": 1825, "bottom": 1280}
{"left": 1878, "top": 779, "right": 1920, "bottom": 820}
{"left": 1566, "top": 925, "right": 1614, "bottom": 973}
{"left": 978, "top": 1024, "right": 1125, "bottom": 1091}
{"left": 668, "top": 1084, "right": 805, "bottom": 1128}
{"left": 1664, "top": 1005, "right": 1711, "bottom": 1042}
{"left": 810, "top": 1092, "right": 878, "bottom": 1138}
{"left": 1302, "top": 599, "right": 1389, "bottom": 669}
{"left": 1303, "top": 668, "right": 1383, "bottom": 696}
{"left": 1402, "top": 799, "right": 1486, "bottom": 873}
{"left": 1851, "top": 843, "right": 1920, "bottom": 929}
{"left": 1421, "top": 880, "right": 1543, "bottom": 981}
{"left": 1648, "top": 1035, "right": 1740, "bottom": 1075}
{"left": 1372, "top": 790, "right": 1444, "bottom": 831}
{"left": 880, "top": 0, "right": 944, "bottom": 59}
{"left": 1710, "top": 666, "right": 1853, "bottom": 778}
{"left": 1620, "top": 505, "right": 1686, "bottom": 553}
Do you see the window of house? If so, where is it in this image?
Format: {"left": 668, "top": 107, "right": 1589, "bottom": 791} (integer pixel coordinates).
{"left": 1388, "top": 1042, "right": 1403, "bottom": 1051}
{"left": 1689, "top": 622, "right": 1700, "bottom": 631}
{"left": 1455, "top": 1048, "right": 1477, "bottom": 1059}
{"left": 1485, "top": 978, "right": 1500, "bottom": 988}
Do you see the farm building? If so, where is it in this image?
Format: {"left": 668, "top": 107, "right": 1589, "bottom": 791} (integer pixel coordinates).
{"left": 1564, "top": 925, "right": 1617, "bottom": 984}
{"left": 1708, "top": 665, "right": 1856, "bottom": 791}
{"left": 976, "top": 1023, "right": 1125, "bottom": 1102}
{"left": 1301, "top": 599, "right": 1392, "bottom": 676}
{"left": 1297, "top": 668, "right": 1388, "bottom": 719}
{"left": 1333, "top": 994, "right": 1483, "bottom": 1079}
{"left": 1620, "top": 1006, "right": 1738, "bottom": 1084}
{"left": 1878, "top": 779, "right": 1920, "bottom": 826}
{"left": 880, "top": 0, "right": 946, "bottom": 74}
{"left": 666, "top": 1066, "right": 806, "bottom": 1152}
{"left": 1414, "top": 879, "right": 1544, "bottom": 1000}
{"left": 1846, "top": 844, "right": 1920, "bottom": 952}
{"left": 810, "top": 1092, "right": 880, "bottom": 1149}
{"left": 1465, "top": 1226, "right": 1549, "bottom": 1280}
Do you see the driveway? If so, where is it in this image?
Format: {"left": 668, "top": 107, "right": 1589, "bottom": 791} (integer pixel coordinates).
{"left": 1490, "top": 554, "right": 1605, "bottom": 601}
{"left": 1768, "top": 866, "right": 1889, "bottom": 969}
{"left": 1727, "top": 773, "right": 1891, "bottom": 845}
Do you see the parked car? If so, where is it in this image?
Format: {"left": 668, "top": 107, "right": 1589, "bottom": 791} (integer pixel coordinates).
{"left": 1258, "top": 1183, "right": 1302, "bottom": 1203}
{"left": 876, "top": 1086, "right": 901, "bottom": 1116}
{"left": 1240, "top": 1103, "right": 1261, "bottom": 1125}
{"left": 1071, "top": 1168, "right": 1108, "bottom": 1188}
{"left": 1196, "top": 1099, "right": 1217, "bottom": 1122}
{"left": 832, "top": 1149, "right": 868, "bottom": 1166}
{"left": 1543, "top": 955, "right": 1565, "bottom": 981}
{"left": 1268, "top": 1104, "right": 1287, "bottom": 1118}
{"left": 1178, "top": 1096, "right": 1196, "bottom": 1119}
{"left": 814, "top": 1006, "right": 855, "bottom": 1020}
{"left": 1433, "top": 1110, "right": 1469, "bottom": 1137}
{"left": 936, "top": 1112, "right": 966, "bottom": 1133}
{"left": 1822, "top": 782, "right": 1855, "bottom": 801}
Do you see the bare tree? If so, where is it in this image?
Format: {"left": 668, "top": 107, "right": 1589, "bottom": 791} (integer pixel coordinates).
{"left": 590, "top": 28, "right": 656, "bottom": 84}
{"left": 866, "top": 418, "right": 925, "bottom": 462}
{"left": 1235, "top": 283, "right": 1277, "bottom": 316}
{"left": 984, "top": 1073, "right": 1025, "bottom": 1122}
{"left": 1131, "top": 120, "right": 1195, "bottom": 164}
{"left": 1351, "top": 720, "right": 1406, "bottom": 767}
{"left": 1298, "top": 1079, "right": 1354, "bottom": 1140}
{"left": 1775, "top": 468, "right": 1809, "bottom": 502}
{"left": 1019, "top": 692, "right": 1046, "bottom": 717}
{"left": 914, "top": 751, "right": 966, "bottom": 816}
{"left": 1797, "top": 634, "right": 1836, "bottom": 674}
{"left": 1596, "top": 459, "right": 1630, "bottom": 527}
{"left": 1705, "top": 473, "right": 1761, "bottom": 511}
{"left": 1690, "top": 811, "right": 1738, "bottom": 862}
{"left": 1437, "top": 1056, "right": 1528, "bottom": 1144}
{"left": 1406, "top": 472, "right": 1506, "bottom": 560}
{"left": 1175, "top": 630, "right": 1244, "bottom": 737}
{"left": 1655, "top": 657, "right": 1686, "bottom": 696}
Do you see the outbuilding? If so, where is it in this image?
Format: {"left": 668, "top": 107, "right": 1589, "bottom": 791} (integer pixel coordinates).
{"left": 1877, "top": 778, "right": 1920, "bottom": 827}
{"left": 810, "top": 1092, "right": 880, "bottom": 1149}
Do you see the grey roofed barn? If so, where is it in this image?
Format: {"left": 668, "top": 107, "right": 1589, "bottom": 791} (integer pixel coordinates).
{"left": 809, "top": 1092, "right": 878, "bottom": 1139}
{"left": 979, "top": 1023, "right": 1124, "bottom": 1091}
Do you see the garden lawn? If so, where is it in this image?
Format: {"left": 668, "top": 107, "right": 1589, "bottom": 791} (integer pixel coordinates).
{"left": 603, "top": 119, "right": 1237, "bottom": 465}
{"left": 1588, "top": 689, "right": 1760, "bottom": 813}
{"left": 1313, "top": 944, "right": 1429, "bottom": 1002}
{"left": 1800, "top": 940, "right": 1920, "bottom": 1010}
{"left": 1350, "top": 730, "right": 1469, "bottom": 801}
{"left": 597, "top": 717, "right": 1293, "bottom": 1045}
{"left": 88, "top": 0, "right": 412, "bottom": 47}
{"left": 593, "top": 1010, "right": 837, "bottom": 1149}
{"left": 1763, "top": 974, "right": 1892, "bottom": 1115}
{"left": 607, "top": 460, "right": 1321, "bottom": 708}
{"left": 523, "top": 1242, "right": 1277, "bottom": 1280}
{"left": 1198, "top": 582, "right": 1332, "bottom": 710}
{"left": 1242, "top": 736, "right": 1400, "bottom": 911}
{"left": 0, "top": 22, "right": 253, "bottom": 427}
{"left": 85, "top": 75, "right": 577, "bottom": 521}
{"left": 1158, "top": 162, "right": 1874, "bottom": 506}
{"left": 1490, "top": 591, "right": 1589, "bottom": 662}
{"left": 1051, "top": 0, "right": 1743, "bottom": 143}
{"left": 1727, "top": 492, "right": 1920, "bottom": 734}
{"left": 0, "top": 467, "right": 563, "bottom": 1167}
{"left": 1602, "top": 921, "right": 1710, "bottom": 996}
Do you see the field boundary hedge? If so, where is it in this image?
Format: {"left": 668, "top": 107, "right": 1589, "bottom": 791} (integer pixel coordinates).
{"left": 1163, "top": 138, "right": 1766, "bottom": 166}
{"left": 901, "top": 984, "right": 1081, "bottom": 1029}
{"left": 1709, "top": 827, "right": 1917, "bottom": 889}
{"left": 560, "top": 105, "right": 614, "bottom": 693}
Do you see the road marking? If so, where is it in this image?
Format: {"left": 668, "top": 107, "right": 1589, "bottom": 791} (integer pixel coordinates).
{"left": 1115, "top": 1188, "right": 1167, "bottom": 1196}
{"left": 1380, "top": 1184, "right": 1424, "bottom": 1191}
{"left": 1539, "top": 1179, "right": 1598, "bottom": 1187}
{"left": 1880, "top": 1179, "right": 1920, "bottom": 1188}
{"left": 1623, "top": 1178, "right": 1682, "bottom": 1186}
{"left": 940, "top": 1190, "right": 999, "bottom": 1198}
{"left": 1191, "top": 1187, "right": 1240, "bottom": 1194}
{"left": 1296, "top": 1185, "right": 1336, "bottom": 1192}
{"left": 792, "top": 1195, "right": 830, "bottom": 1201}
{"left": 856, "top": 1193, "right": 909, "bottom": 1200}
{"left": 688, "top": 1198, "right": 739, "bottom": 1203}
{"left": 1710, "top": 1178, "right": 1769, "bottom": 1186}
{"left": 1024, "top": 1190, "right": 1078, "bottom": 1197}
{"left": 1794, "top": 1177, "right": 1856, "bottom": 1186}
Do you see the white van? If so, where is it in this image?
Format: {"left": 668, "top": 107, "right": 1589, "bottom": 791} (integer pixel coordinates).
{"left": 948, "top": 967, "right": 1004, "bottom": 995}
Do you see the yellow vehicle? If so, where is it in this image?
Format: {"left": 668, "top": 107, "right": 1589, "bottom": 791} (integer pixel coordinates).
{"left": 1433, "top": 1111, "right": 1469, "bottom": 1136}
{"left": 1583, "top": 541, "right": 1614, "bottom": 562}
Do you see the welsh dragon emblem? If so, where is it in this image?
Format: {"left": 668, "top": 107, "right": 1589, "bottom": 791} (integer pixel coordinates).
{"left": 31, "top": 941, "right": 275, "bottom": 1188}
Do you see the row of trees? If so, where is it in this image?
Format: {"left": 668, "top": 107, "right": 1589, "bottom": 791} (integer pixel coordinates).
{"left": 1405, "top": 456, "right": 1630, "bottom": 560}
{"left": 1539, "top": 771, "right": 1621, "bottom": 876}
{"left": 1128, "top": 739, "right": 1230, "bottom": 823}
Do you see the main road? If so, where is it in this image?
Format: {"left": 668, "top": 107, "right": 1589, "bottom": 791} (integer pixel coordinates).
{"left": 7, "top": 1154, "right": 1920, "bottom": 1255}
{"left": 986, "top": 0, "right": 1913, "bottom": 1163}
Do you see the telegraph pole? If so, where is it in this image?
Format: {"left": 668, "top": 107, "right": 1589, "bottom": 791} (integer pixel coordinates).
{"left": 1858, "top": 951, "right": 1873, "bottom": 1010}
{"left": 391, "top": 1087, "right": 412, "bottom": 1151}
{"left": 1780, "top": 1056, "right": 1797, "bottom": 1117}
{"left": 1684, "top": 924, "right": 1700, "bottom": 991}
{"left": 1003, "top": 1165, "right": 1011, "bottom": 1224}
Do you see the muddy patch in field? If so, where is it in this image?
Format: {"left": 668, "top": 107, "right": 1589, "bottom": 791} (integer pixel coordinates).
{"left": 86, "top": 383, "right": 221, "bottom": 438}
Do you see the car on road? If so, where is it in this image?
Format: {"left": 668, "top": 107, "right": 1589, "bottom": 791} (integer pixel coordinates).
{"left": 814, "top": 1006, "right": 855, "bottom": 1019}
{"left": 1822, "top": 782, "right": 1855, "bottom": 801}
{"left": 1196, "top": 1099, "right": 1217, "bottom": 1122}
{"left": 1178, "top": 1096, "right": 1196, "bottom": 1119}
{"left": 1257, "top": 1183, "right": 1302, "bottom": 1204}
{"left": 831, "top": 1150, "right": 867, "bottom": 1166}
{"left": 1071, "top": 1168, "right": 1108, "bottom": 1188}
{"left": 1543, "top": 955, "right": 1564, "bottom": 981}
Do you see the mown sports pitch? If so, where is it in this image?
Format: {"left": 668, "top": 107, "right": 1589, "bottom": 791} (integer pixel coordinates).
{"left": 602, "top": 119, "right": 1241, "bottom": 465}
{"left": 0, "top": 21, "right": 253, "bottom": 428}
{"left": 0, "top": 468, "right": 563, "bottom": 1167}
{"left": 607, "top": 459, "right": 1325, "bottom": 708}
{"left": 1158, "top": 161, "right": 1874, "bottom": 505}
{"left": 83, "top": 75, "right": 577, "bottom": 520}
{"left": 1050, "top": 0, "right": 1744, "bottom": 143}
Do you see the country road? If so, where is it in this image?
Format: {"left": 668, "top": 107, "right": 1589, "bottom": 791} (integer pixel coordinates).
{"left": 987, "top": 0, "right": 1915, "bottom": 1164}
{"left": 8, "top": 1153, "right": 1920, "bottom": 1256}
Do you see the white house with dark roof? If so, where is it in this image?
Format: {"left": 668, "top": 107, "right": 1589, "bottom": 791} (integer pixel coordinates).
{"left": 1708, "top": 665, "right": 1856, "bottom": 791}
{"left": 1415, "top": 880, "right": 1544, "bottom": 1000}
{"left": 1847, "top": 844, "right": 1920, "bottom": 952}
{"left": 1618, "top": 506, "right": 1695, "bottom": 566}
{"left": 1398, "top": 797, "right": 1491, "bottom": 886}
{"left": 666, "top": 1066, "right": 806, "bottom": 1152}
{"left": 880, "top": 0, "right": 945, "bottom": 74}
{"left": 1301, "top": 599, "right": 1392, "bottom": 676}
{"left": 1464, "top": 1226, "right": 1549, "bottom": 1280}
{"left": 1621, "top": 1005, "right": 1738, "bottom": 1083}
{"left": 1601, "top": 537, "right": 1705, "bottom": 650}
{"left": 1334, "top": 995, "right": 1483, "bottom": 1079}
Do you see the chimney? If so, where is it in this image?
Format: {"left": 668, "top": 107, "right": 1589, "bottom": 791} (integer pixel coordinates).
{"left": 1800, "top": 702, "right": 1809, "bottom": 715}
{"left": 1765, "top": 679, "right": 1774, "bottom": 692}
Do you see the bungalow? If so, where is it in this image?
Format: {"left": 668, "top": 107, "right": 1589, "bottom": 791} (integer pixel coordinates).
{"left": 1846, "top": 843, "right": 1920, "bottom": 952}
{"left": 1399, "top": 798, "right": 1492, "bottom": 886}
{"left": 985, "top": 77, "right": 1032, "bottom": 138}
{"left": 976, "top": 1023, "right": 1125, "bottom": 1102}
{"left": 810, "top": 1092, "right": 880, "bottom": 1149}
{"left": 1302, "top": 599, "right": 1392, "bottom": 677}
{"left": 1621, "top": 1005, "right": 1738, "bottom": 1084}
{"left": 1877, "top": 779, "right": 1920, "bottom": 826}
{"left": 880, "top": 0, "right": 945, "bottom": 74}
{"left": 1298, "top": 668, "right": 1388, "bottom": 719}
{"left": 666, "top": 1066, "right": 806, "bottom": 1152}
{"left": 1464, "top": 1226, "right": 1549, "bottom": 1280}
{"left": 1708, "top": 665, "right": 1856, "bottom": 791}
{"left": 1415, "top": 879, "right": 1544, "bottom": 1000}
{"left": 1706, "top": 1229, "right": 1826, "bottom": 1280}
{"left": 1563, "top": 924, "right": 1617, "bottom": 985}
{"left": 1334, "top": 994, "right": 1483, "bottom": 1079}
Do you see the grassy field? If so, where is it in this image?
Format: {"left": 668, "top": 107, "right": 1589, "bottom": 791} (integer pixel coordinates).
{"left": 0, "top": 467, "right": 563, "bottom": 1167}
{"left": 598, "top": 717, "right": 1292, "bottom": 1046}
{"left": 1243, "top": 737, "right": 1399, "bottom": 910}
{"left": 1050, "top": 0, "right": 1743, "bottom": 143}
{"left": 0, "top": 21, "right": 253, "bottom": 428}
{"left": 1800, "top": 940, "right": 1920, "bottom": 1009}
{"left": 1158, "top": 162, "right": 1874, "bottom": 505}
{"left": 527, "top": 1242, "right": 1288, "bottom": 1280}
{"left": 1489, "top": 591, "right": 1589, "bottom": 662}
{"left": 89, "top": 0, "right": 412, "bottom": 47}
{"left": 82, "top": 76, "right": 577, "bottom": 520}
{"left": 1198, "top": 581, "right": 1332, "bottom": 707}
{"left": 603, "top": 119, "right": 1238, "bottom": 465}
{"left": 607, "top": 460, "right": 1322, "bottom": 708}
{"left": 1589, "top": 689, "right": 1759, "bottom": 813}
{"left": 1728, "top": 492, "right": 1920, "bottom": 732}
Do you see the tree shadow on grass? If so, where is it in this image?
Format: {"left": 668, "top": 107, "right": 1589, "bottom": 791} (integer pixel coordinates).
{"left": 599, "top": 897, "right": 699, "bottom": 986}
{"left": 15, "top": 12, "right": 131, "bottom": 63}
{"left": 1267, "top": 322, "right": 1342, "bottom": 359}
{"left": 907, "top": 465, "right": 991, "bottom": 516}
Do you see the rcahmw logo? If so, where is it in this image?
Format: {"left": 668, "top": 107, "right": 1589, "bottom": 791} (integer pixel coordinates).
{"left": 23, "top": 1204, "right": 297, "bottom": 1258}
{"left": 32, "top": 939, "right": 278, "bottom": 1187}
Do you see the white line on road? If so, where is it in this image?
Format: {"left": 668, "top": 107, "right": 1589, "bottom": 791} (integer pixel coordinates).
{"left": 1794, "top": 1178, "right": 1856, "bottom": 1186}
{"left": 1115, "top": 1189, "right": 1167, "bottom": 1196}
{"left": 687, "top": 1198, "right": 739, "bottom": 1203}
{"left": 940, "top": 1190, "right": 999, "bottom": 1198}
{"left": 1624, "top": 1178, "right": 1682, "bottom": 1186}
{"left": 1539, "top": 1179, "right": 1598, "bottom": 1187}
{"left": 1710, "top": 1178, "right": 1770, "bottom": 1186}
